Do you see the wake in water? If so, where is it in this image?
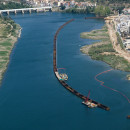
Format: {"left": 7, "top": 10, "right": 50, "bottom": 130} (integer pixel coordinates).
{"left": 95, "top": 69, "right": 130, "bottom": 103}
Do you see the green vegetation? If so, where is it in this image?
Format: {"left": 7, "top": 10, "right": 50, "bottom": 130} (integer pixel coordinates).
{"left": 80, "top": 25, "right": 109, "bottom": 40}
{"left": 88, "top": 47, "right": 130, "bottom": 71}
{"left": 89, "top": 0, "right": 129, "bottom": 4}
{"left": 94, "top": 0, "right": 129, "bottom": 13}
{"left": 116, "top": 32, "right": 124, "bottom": 49}
{"left": 80, "top": 25, "right": 130, "bottom": 72}
{"left": 0, "top": 41, "right": 12, "bottom": 46}
{"left": 0, "top": 51, "right": 8, "bottom": 56}
{"left": 64, "top": 8, "right": 88, "bottom": 13}
{"left": 0, "top": 16, "right": 21, "bottom": 83}
{"left": 65, "top": 0, "right": 129, "bottom": 2}
{"left": 89, "top": 44, "right": 115, "bottom": 56}
{"left": 64, "top": 6, "right": 111, "bottom": 16}
{"left": 64, "top": 0, "right": 130, "bottom": 15}
{"left": 94, "top": 5, "right": 111, "bottom": 16}
{"left": 0, "top": 1, "right": 31, "bottom": 10}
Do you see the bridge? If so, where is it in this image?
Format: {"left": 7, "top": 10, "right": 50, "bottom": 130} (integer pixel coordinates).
{"left": 0, "top": 6, "right": 52, "bottom": 15}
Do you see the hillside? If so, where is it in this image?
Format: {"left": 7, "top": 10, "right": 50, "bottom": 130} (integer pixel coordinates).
{"left": 0, "top": 1, "right": 30, "bottom": 10}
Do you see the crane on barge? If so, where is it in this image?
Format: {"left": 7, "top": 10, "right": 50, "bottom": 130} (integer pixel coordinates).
{"left": 82, "top": 91, "right": 97, "bottom": 108}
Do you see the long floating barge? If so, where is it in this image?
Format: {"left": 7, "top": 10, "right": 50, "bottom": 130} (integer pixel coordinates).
{"left": 53, "top": 19, "right": 110, "bottom": 111}
{"left": 85, "top": 17, "right": 105, "bottom": 19}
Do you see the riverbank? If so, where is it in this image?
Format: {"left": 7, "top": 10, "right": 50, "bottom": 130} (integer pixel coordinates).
{"left": 0, "top": 16, "right": 21, "bottom": 84}
{"left": 80, "top": 24, "right": 130, "bottom": 72}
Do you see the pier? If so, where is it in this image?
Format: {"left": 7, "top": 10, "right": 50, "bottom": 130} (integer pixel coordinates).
{"left": 0, "top": 6, "right": 52, "bottom": 15}
{"left": 53, "top": 19, "right": 110, "bottom": 111}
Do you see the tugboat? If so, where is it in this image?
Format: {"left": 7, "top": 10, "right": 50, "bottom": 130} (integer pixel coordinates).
{"left": 82, "top": 91, "right": 97, "bottom": 108}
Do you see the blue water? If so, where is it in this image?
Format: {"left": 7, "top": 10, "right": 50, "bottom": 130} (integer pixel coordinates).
{"left": 0, "top": 12, "right": 130, "bottom": 130}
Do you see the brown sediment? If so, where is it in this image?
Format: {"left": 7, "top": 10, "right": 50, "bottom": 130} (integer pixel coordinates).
{"left": 53, "top": 19, "right": 110, "bottom": 111}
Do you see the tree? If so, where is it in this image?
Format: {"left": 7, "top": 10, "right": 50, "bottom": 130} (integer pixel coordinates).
{"left": 60, "top": 4, "right": 66, "bottom": 10}
{"left": 94, "top": 5, "right": 111, "bottom": 16}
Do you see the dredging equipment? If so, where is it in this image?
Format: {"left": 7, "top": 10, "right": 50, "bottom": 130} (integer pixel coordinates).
{"left": 53, "top": 19, "right": 110, "bottom": 111}
{"left": 82, "top": 91, "right": 97, "bottom": 108}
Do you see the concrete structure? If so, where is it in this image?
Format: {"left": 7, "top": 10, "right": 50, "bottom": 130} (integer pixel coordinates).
{"left": 0, "top": 6, "right": 52, "bottom": 15}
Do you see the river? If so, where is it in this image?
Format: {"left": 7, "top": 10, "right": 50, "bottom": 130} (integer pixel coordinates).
{"left": 0, "top": 12, "right": 130, "bottom": 130}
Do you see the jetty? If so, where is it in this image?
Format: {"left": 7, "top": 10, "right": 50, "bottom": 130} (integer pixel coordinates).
{"left": 53, "top": 19, "right": 110, "bottom": 111}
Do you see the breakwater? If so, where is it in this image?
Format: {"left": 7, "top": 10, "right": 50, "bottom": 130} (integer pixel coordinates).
{"left": 53, "top": 19, "right": 110, "bottom": 111}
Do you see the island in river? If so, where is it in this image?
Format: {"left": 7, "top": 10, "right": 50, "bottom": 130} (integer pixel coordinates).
{"left": 0, "top": 16, "right": 21, "bottom": 84}
{"left": 80, "top": 16, "right": 130, "bottom": 79}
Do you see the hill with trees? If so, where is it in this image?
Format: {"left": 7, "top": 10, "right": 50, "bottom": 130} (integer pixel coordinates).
{"left": 0, "top": 2, "right": 30, "bottom": 10}
{"left": 64, "top": 0, "right": 129, "bottom": 16}
{"left": 0, "top": 1, "right": 30, "bottom": 10}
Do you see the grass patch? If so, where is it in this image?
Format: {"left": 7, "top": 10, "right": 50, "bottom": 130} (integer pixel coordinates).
{"left": 101, "top": 55, "right": 130, "bottom": 71}
{"left": 116, "top": 32, "right": 124, "bottom": 49}
{"left": 88, "top": 45, "right": 130, "bottom": 71}
{"left": 89, "top": 44, "right": 115, "bottom": 55}
{"left": 0, "top": 41, "right": 12, "bottom": 46}
{"left": 0, "top": 16, "right": 20, "bottom": 84}
{"left": 0, "top": 51, "right": 8, "bottom": 56}
{"left": 80, "top": 25, "right": 109, "bottom": 40}
{"left": 87, "top": 42, "right": 130, "bottom": 71}
{"left": 6, "top": 47, "right": 11, "bottom": 50}
{"left": 0, "top": 61, "right": 8, "bottom": 68}
{"left": 80, "top": 24, "right": 130, "bottom": 72}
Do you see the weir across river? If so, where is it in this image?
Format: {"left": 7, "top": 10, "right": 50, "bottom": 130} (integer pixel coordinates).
{"left": 53, "top": 19, "right": 110, "bottom": 111}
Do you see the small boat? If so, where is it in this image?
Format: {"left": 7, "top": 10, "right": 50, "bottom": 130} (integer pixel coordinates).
{"left": 82, "top": 90, "right": 97, "bottom": 108}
